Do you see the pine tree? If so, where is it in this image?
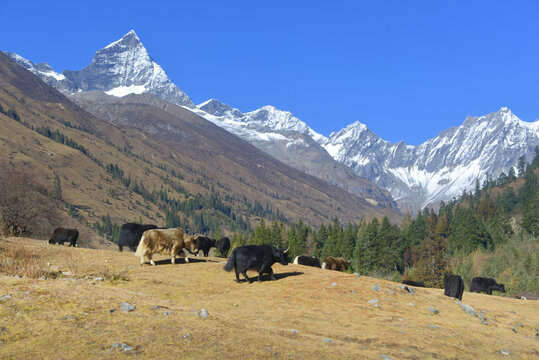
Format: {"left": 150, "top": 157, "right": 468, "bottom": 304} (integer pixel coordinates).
{"left": 51, "top": 173, "right": 62, "bottom": 200}
{"left": 414, "top": 211, "right": 451, "bottom": 288}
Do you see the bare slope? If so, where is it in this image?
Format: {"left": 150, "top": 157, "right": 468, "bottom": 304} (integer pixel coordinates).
{"left": 0, "top": 52, "right": 398, "bottom": 237}
{"left": 1, "top": 237, "right": 537, "bottom": 359}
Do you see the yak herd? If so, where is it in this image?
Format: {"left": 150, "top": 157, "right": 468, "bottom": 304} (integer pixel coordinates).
{"left": 47, "top": 223, "right": 507, "bottom": 300}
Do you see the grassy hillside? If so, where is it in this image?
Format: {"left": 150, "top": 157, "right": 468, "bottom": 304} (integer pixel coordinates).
{"left": 1, "top": 237, "right": 537, "bottom": 359}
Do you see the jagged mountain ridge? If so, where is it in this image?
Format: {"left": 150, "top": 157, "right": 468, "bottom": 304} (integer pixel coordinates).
{"left": 6, "top": 30, "right": 538, "bottom": 211}
{"left": 323, "top": 108, "right": 539, "bottom": 210}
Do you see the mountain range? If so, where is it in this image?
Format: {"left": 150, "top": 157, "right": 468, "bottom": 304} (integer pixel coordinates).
{"left": 7, "top": 30, "right": 539, "bottom": 212}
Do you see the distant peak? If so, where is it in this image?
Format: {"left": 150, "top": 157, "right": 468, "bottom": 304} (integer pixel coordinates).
{"left": 104, "top": 30, "right": 141, "bottom": 49}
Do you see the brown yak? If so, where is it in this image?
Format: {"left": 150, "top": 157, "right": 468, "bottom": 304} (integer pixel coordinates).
{"left": 135, "top": 228, "right": 198, "bottom": 266}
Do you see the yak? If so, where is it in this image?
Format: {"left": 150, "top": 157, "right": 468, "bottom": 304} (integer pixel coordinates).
{"left": 444, "top": 274, "right": 464, "bottom": 300}
{"left": 321, "top": 256, "right": 349, "bottom": 271}
{"left": 217, "top": 237, "right": 231, "bottom": 257}
{"left": 224, "top": 244, "right": 289, "bottom": 283}
{"left": 469, "top": 277, "right": 506, "bottom": 295}
{"left": 118, "top": 223, "right": 157, "bottom": 252}
{"left": 293, "top": 255, "right": 321, "bottom": 268}
{"left": 48, "top": 228, "right": 79, "bottom": 247}
{"left": 135, "top": 228, "right": 198, "bottom": 266}
{"left": 402, "top": 280, "right": 426, "bottom": 287}
{"left": 194, "top": 235, "right": 217, "bottom": 257}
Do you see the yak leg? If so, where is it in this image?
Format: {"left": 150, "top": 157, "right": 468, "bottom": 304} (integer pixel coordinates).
{"left": 242, "top": 271, "right": 252, "bottom": 283}
{"left": 148, "top": 254, "right": 155, "bottom": 266}
{"left": 487, "top": 289, "right": 492, "bottom": 295}
{"left": 235, "top": 270, "right": 241, "bottom": 283}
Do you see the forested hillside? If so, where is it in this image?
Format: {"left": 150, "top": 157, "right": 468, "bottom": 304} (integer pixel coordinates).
{"left": 234, "top": 148, "right": 539, "bottom": 296}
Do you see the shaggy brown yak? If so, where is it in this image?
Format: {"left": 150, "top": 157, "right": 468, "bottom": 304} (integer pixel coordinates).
{"left": 135, "top": 228, "right": 198, "bottom": 266}
{"left": 321, "top": 256, "right": 350, "bottom": 271}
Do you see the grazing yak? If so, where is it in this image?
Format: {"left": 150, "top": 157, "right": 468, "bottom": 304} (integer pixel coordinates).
{"left": 444, "top": 275, "right": 464, "bottom": 300}
{"left": 118, "top": 223, "right": 157, "bottom": 252}
{"left": 402, "top": 280, "right": 426, "bottom": 287}
{"left": 321, "top": 256, "right": 349, "bottom": 271}
{"left": 224, "top": 245, "right": 289, "bottom": 283}
{"left": 293, "top": 255, "right": 321, "bottom": 268}
{"left": 48, "top": 228, "right": 79, "bottom": 247}
{"left": 194, "top": 235, "right": 217, "bottom": 257}
{"left": 469, "top": 277, "right": 506, "bottom": 295}
{"left": 217, "top": 237, "right": 231, "bottom": 257}
{"left": 135, "top": 228, "right": 198, "bottom": 266}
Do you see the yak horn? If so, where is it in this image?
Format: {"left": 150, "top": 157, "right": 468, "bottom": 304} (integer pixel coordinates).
{"left": 283, "top": 246, "right": 290, "bottom": 253}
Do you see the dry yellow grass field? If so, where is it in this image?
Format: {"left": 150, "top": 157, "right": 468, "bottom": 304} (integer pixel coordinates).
{"left": 1, "top": 237, "right": 537, "bottom": 359}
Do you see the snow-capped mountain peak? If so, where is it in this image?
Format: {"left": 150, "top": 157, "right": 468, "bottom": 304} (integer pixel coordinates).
{"left": 61, "top": 30, "right": 194, "bottom": 107}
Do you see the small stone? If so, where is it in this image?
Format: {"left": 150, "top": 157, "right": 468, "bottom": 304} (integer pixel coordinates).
{"left": 120, "top": 302, "right": 136, "bottom": 312}
{"left": 368, "top": 299, "right": 379, "bottom": 305}
{"left": 163, "top": 311, "right": 172, "bottom": 316}
{"left": 13, "top": 275, "right": 22, "bottom": 279}
{"left": 121, "top": 343, "right": 134, "bottom": 353}
{"left": 291, "top": 329, "right": 298, "bottom": 334}
{"left": 199, "top": 309, "right": 209, "bottom": 319}
{"left": 112, "top": 343, "right": 120, "bottom": 349}
{"left": 373, "top": 284, "right": 381, "bottom": 292}
{"left": 427, "top": 324, "right": 439, "bottom": 329}
{"left": 477, "top": 312, "right": 486, "bottom": 321}
{"left": 501, "top": 349, "right": 510, "bottom": 356}
{"left": 509, "top": 310, "right": 516, "bottom": 314}
{"left": 397, "top": 318, "right": 404, "bottom": 322}
{"left": 511, "top": 326, "right": 517, "bottom": 333}
{"left": 381, "top": 355, "right": 393, "bottom": 360}
{"left": 62, "top": 271, "right": 72, "bottom": 276}
{"left": 166, "top": 299, "right": 172, "bottom": 303}
{"left": 94, "top": 277, "right": 104, "bottom": 282}
{"left": 47, "top": 262, "right": 51, "bottom": 266}
{"left": 350, "top": 290, "right": 356, "bottom": 294}
{"left": 398, "top": 285, "right": 415, "bottom": 293}
{"left": 406, "top": 302, "right": 414, "bottom": 307}
{"left": 428, "top": 307, "right": 440, "bottom": 315}
{"left": 385, "top": 289, "right": 395, "bottom": 295}
{"left": 517, "top": 322, "right": 524, "bottom": 327}
{"left": 150, "top": 305, "right": 168, "bottom": 310}
{"left": 0, "top": 294, "right": 11, "bottom": 302}
{"left": 331, "top": 283, "right": 338, "bottom": 287}
{"left": 24, "top": 291, "right": 30, "bottom": 296}
{"left": 109, "top": 309, "right": 117, "bottom": 313}
{"left": 353, "top": 273, "right": 361, "bottom": 278}
{"left": 456, "top": 301, "right": 477, "bottom": 317}
{"left": 183, "top": 333, "right": 190, "bottom": 340}
{"left": 322, "top": 337, "right": 333, "bottom": 344}
{"left": 62, "top": 315, "right": 76, "bottom": 320}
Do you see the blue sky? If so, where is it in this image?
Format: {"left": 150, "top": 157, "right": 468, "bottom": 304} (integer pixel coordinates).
{"left": 1, "top": 1, "right": 538, "bottom": 144}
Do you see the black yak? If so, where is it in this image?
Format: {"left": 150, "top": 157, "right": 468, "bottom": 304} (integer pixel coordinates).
{"left": 48, "top": 228, "right": 79, "bottom": 247}
{"left": 469, "top": 277, "right": 506, "bottom": 295}
{"left": 444, "top": 274, "right": 464, "bottom": 300}
{"left": 118, "top": 223, "right": 157, "bottom": 252}
{"left": 224, "top": 245, "right": 289, "bottom": 283}
{"left": 194, "top": 235, "right": 217, "bottom": 257}
{"left": 217, "top": 237, "right": 231, "bottom": 257}
{"left": 293, "top": 255, "right": 321, "bottom": 268}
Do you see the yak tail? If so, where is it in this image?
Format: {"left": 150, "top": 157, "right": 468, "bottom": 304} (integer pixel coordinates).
{"left": 135, "top": 235, "right": 146, "bottom": 257}
{"left": 223, "top": 249, "right": 236, "bottom": 272}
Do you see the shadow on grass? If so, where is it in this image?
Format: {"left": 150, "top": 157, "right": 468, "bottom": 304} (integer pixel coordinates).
{"left": 148, "top": 257, "right": 218, "bottom": 266}
{"left": 233, "top": 271, "right": 304, "bottom": 283}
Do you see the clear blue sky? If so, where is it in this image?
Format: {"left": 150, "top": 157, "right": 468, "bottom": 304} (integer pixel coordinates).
{"left": 1, "top": 1, "right": 538, "bottom": 144}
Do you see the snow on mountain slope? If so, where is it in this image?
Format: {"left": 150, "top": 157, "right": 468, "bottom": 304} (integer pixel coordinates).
{"left": 6, "top": 30, "right": 193, "bottom": 107}
{"left": 323, "top": 107, "right": 539, "bottom": 210}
